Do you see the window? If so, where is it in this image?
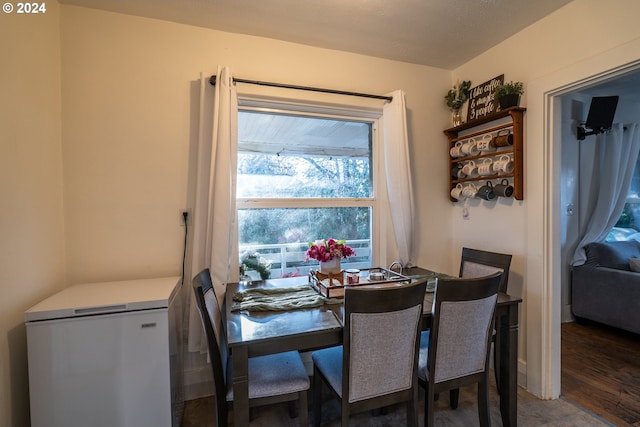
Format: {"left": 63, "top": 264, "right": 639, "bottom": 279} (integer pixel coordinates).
{"left": 236, "top": 104, "right": 379, "bottom": 279}
{"left": 610, "top": 155, "right": 640, "bottom": 241}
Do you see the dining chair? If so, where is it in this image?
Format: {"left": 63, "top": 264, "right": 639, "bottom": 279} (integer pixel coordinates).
{"left": 459, "top": 246, "right": 512, "bottom": 398}
{"left": 192, "top": 268, "right": 310, "bottom": 427}
{"left": 311, "top": 278, "right": 428, "bottom": 427}
{"left": 418, "top": 272, "right": 502, "bottom": 427}
{"left": 459, "top": 247, "right": 512, "bottom": 294}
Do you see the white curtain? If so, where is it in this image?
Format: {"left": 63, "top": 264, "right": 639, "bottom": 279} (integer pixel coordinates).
{"left": 382, "top": 90, "right": 415, "bottom": 267}
{"left": 572, "top": 123, "right": 640, "bottom": 265}
{"left": 187, "top": 66, "right": 238, "bottom": 354}
{"left": 183, "top": 80, "right": 410, "bottom": 395}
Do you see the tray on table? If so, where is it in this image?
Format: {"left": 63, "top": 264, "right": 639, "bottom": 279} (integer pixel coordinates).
{"left": 309, "top": 267, "right": 412, "bottom": 298}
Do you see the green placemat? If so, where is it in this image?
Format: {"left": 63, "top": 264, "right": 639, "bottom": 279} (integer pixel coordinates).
{"left": 231, "top": 285, "right": 343, "bottom": 312}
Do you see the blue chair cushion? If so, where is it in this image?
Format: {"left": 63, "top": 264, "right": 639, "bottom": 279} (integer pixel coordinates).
{"left": 418, "top": 330, "right": 430, "bottom": 381}
{"left": 227, "top": 351, "right": 310, "bottom": 401}
{"left": 312, "top": 346, "right": 344, "bottom": 398}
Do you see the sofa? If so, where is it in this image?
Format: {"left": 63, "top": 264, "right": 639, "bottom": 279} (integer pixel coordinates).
{"left": 572, "top": 240, "right": 640, "bottom": 335}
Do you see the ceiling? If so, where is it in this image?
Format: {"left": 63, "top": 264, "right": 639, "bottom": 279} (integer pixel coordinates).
{"left": 59, "top": 0, "right": 572, "bottom": 69}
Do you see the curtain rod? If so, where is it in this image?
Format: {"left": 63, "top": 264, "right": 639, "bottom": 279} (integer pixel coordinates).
{"left": 209, "top": 75, "right": 393, "bottom": 102}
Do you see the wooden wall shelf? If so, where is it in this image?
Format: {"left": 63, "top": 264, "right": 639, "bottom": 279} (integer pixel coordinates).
{"left": 445, "top": 107, "right": 526, "bottom": 202}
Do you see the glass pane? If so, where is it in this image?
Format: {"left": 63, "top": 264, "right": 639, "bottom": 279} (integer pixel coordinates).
{"left": 238, "top": 207, "right": 372, "bottom": 278}
{"left": 609, "top": 156, "right": 640, "bottom": 240}
{"left": 237, "top": 111, "right": 372, "bottom": 198}
{"left": 614, "top": 203, "right": 640, "bottom": 231}
{"left": 628, "top": 156, "right": 640, "bottom": 199}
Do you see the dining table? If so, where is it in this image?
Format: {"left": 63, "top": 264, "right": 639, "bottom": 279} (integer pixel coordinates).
{"left": 224, "top": 266, "right": 522, "bottom": 427}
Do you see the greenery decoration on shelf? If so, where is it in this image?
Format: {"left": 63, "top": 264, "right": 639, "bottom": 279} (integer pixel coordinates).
{"left": 445, "top": 80, "right": 472, "bottom": 112}
{"left": 493, "top": 81, "right": 524, "bottom": 99}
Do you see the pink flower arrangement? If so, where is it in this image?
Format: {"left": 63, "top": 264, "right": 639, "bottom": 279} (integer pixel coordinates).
{"left": 306, "top": 238, "right": 356, "bottom": 262}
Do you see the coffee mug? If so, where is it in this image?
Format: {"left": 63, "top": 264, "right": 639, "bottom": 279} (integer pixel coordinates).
{"left": 477, "top": 181, "right": 496, "bottom": 201}
{"left": 477, "top": 158, "right": 494, "bottom": 176}
{"left": 462, "top": 184, "right": 478, "bottom": 199}
{"left": 477, "top": 134, "right": 496, "bottom": 152}
{"left": 461, "top": 161, "right": 478, "bottom": 177}
{"left": 451, "top": 163, "right": 463, "bottom": 178}
{"left": 450, "top": 141, "right": 464, "bottom": 158}
{"left": 492, "top": 129, "right": 514, "bottom": 147}
{"left": 494, "top": 178, "right": 514, "bottom": 197}
{"left": 461, "top": 138, "right": 480, "bottom": 156}
{"left": 493, "top": 155, "right": 514, "bottom": 174}
{"left": 450, "top": 183, "right": 464, "bottom": 200}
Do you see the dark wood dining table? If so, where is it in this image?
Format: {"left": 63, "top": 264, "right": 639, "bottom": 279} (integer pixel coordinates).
{"left": 225, "top": 267, "right": 522, "bottom": 427}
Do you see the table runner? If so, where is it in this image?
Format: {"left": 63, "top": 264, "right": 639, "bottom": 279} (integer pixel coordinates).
{"left": 231, "top": 285, "right": 342, "bottom": 312}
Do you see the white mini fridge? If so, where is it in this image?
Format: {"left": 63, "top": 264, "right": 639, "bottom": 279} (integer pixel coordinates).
{"left": 25, "top": 277, "right": 183, "bottom": 427}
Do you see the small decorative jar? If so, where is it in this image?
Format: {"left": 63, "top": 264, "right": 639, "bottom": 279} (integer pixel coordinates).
{"left": 345, "top": 269, "right": 360, "bottom": 284}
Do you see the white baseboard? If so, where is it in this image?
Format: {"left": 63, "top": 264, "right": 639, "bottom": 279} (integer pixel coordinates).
{"left": 561, "top": 304, "right": 575, "bottom": 323}
{"left": 518, "top": 359, "right": 527, "bottom": 388}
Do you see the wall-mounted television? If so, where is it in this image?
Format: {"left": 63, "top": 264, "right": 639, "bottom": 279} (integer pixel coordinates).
{"left": 577, "top": 96, "right": 619, "bottom": 140}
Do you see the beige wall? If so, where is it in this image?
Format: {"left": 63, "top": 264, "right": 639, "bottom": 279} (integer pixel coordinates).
{"left": 59, "top": 6, "right": 454, "bottom": 286}
{"left": 0, "top": 3, "right": 65, "bottom": 426}
{"left": 451, "top": 0, "right": 640, "bottom": 397}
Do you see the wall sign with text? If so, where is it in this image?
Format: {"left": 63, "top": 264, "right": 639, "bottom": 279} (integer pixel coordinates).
{"left": 467, "top": 74, "right": 504, "bottom": 122}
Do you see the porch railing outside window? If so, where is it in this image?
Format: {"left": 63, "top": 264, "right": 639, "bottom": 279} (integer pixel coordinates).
{"left": 239, "top": 239, "right": 372, "bottom": 279}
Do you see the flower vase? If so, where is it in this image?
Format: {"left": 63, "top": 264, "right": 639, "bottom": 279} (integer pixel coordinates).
{"left": 320, "top": 258, "right": 341, "bottom": 275}
{"left": 451, "top": 109, "right": 462, "bottom": 127}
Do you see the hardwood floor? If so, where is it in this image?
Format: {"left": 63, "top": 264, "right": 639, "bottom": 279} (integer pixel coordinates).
{"left": 182, "top": 397, "right": 216, "bottom": 427}
{"left": 562, "top": 319, "right": 640, "bottom": 427}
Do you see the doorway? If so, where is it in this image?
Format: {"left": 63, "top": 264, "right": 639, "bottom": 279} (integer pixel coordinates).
{"left": 558, "top": 70, "right": 640, "bottom": 325}
{"left": 555, "top": 70, "right": 640, "bottom": 425}
{"left": 524, "top": 40, "right": 640, "bottom": 400}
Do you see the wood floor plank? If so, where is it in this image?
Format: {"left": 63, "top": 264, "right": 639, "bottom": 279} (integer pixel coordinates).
{"left": 562, "top": 320, "right": 640, "bottom": 427}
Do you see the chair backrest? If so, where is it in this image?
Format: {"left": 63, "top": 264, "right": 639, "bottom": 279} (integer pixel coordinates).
{"left": 426, "top": 272, "right": 501, "bottom": 385}
{"left": 192, "top": 268, "right": 228, "bottom": 426}
{"left": 342, "top": 279, "right": 428, "bottom": 403}
{"left": 459, "top": 247, "right": 512, "bottom": 293}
